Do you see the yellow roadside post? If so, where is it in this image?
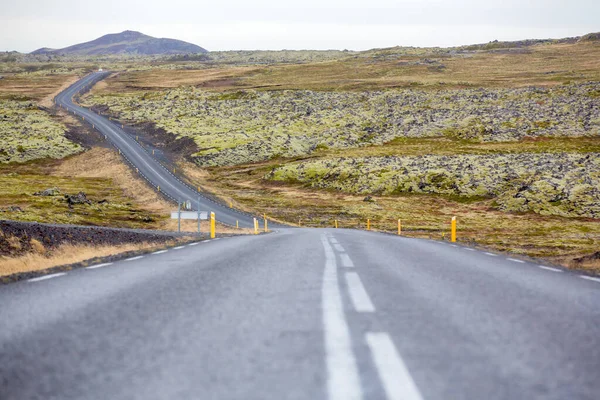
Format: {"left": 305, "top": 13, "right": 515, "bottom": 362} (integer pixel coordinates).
{"left": 136, "top": 168, "right": 139, "bottom": 173}
{"left": 121, "top": 124, "right": 124, "bottom": 128}
{"left": 92, "top": 124, "right": 94, "bottom": 129}
{"left": 398, "top": 219, "right": 402, "bottom": 235}
{"left": 367, "top": 219, "right": 371, "bottom": 231}
{"left": 118, "top": 149, "right": 121, "bottom": 155}
{"left": 229, "top": 202, "right": 233, "bottom": 208}
{"left": 236, "top": 220, "right": 239, "bottom": 229}
{"left": 157, "top": 186, "right": 160, "bottom": 192}
{"left": 82, "top": 116, "right": 84, "bottom": 121}
{"left": 451, "top": 216, "right": 457, "bottom": 243}
{"left": 253, "top": 218, "right": 259, "bottom": 234}
{"left": 335, "top": 220, "right": 338, "bottom": 229}
{"left": 210, "top": 212, "right": 216, "bottom": 239}
{"left": 264, "top": 215, "right": 268, "bottom": 233}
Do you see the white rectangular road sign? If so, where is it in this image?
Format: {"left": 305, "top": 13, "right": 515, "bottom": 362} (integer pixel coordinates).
{"left": 171, "top": 211, "right": 208, "bottom": 220}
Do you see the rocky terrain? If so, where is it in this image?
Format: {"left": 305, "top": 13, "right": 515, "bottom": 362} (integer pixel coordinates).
{"left": 0, "top": 100, "right": 82, "bottom": 162}
{"left": 267, "top": 153, "right": 600, "bottom": 218}
{"left": 0, "top": 219, "right": 186, "bottom": 258}
{"left": 85, "top": 83, "right": 600, "bottom": 166}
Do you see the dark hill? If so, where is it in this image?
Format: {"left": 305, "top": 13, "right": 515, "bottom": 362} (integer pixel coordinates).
{"left": 30, "top": 30, "right": 206, "bottom": 56}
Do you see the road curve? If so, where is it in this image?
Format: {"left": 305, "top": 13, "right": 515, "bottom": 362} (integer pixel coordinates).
{"left": 1, "top": 228, "right": 599, "bottom": 399}
{"left": 54, "top": 72, "right": 264, "bottom": 228}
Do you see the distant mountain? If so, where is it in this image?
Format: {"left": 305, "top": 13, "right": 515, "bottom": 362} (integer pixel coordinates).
{"left": 30, "top": 31, "right": 207, "bottom": 56}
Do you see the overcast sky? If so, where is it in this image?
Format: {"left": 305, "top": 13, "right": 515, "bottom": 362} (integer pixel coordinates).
{"left": 1, "top": 0, "right": 598, "bottom": 52}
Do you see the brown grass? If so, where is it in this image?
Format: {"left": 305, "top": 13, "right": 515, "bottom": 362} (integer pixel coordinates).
{"left": 94, "top": 42, "right": 600, "bottom": 93}
{"left": 0, "top": 241, "right": 167, "bottom": 276}
{"left": 38, "top": 75, "right": 80, "bottom": 108}
{"left": 0, "top": 73, "right": 82, "bottom": 101}
{"left": 56, "top": 148, "right": 251, "bottom": 234}
{"left": 55, "top": 147, "right": 171, "bottom": 214}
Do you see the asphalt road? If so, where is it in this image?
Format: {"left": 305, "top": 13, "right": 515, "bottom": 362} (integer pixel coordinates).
{"left": 1, "top": 229, "right": 599, "bottom": 399}
{"left": 54, "top": 72, "right": 261, "bottom": 228}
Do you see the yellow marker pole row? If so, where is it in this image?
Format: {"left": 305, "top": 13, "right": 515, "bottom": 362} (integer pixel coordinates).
{"left": 210, "top": 212, "right": 216, "bottom": 239}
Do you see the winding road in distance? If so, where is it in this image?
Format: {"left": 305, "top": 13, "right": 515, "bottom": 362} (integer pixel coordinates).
{"left": 54, "top": 71, "right": 260, "bottom": 228}
{"left": 1, "top": 73, "right": 599, "bottom": 400}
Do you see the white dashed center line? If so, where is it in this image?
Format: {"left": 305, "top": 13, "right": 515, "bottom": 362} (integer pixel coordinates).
{"left": 340, "top": 253, "right": 354, "bottom": 268}
{"left": 333, "top": 243, "right": 345, "bottom": 253}
{"left": 125, "top": 256, "right": 144, "bottom": 261}
{"left": 86, "top": 263, "right": 113, "bottom": 270}
{"left": 28, "top": 273, "right": 66, "bottom": 282}
{"left": 366, "top": 332, "right": 424, "bottom": 400}
{"left": 507, "top": 258, "right": 525, "bottom": 264}
{"left": 538, "top": 266, "right": 562, "bottom": 273}
{"left": 345, "top": 272, "right": 375, "bottom": 313}
{"left": 320, "top": 235, "right": 362, "bottom": 400}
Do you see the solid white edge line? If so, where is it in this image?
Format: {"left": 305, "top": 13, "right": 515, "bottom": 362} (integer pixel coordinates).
{"left": 507, "top": 258, "right": 525, "bottom": 263}
{"left": 366, "top": 332, "right": 424, "bottom": 400}
{"left": 345, "top": 272, "right": 375, "bottom": 313}
{"left": 580, "top": 275, "right": 600, "bottom": 283}
{"left": 340, "top": 253, "right": 354, "bottom": 268}
{"left": 28, "top": 273, "right": 66, "bottom": 282}
{"left": 320, "top": 235, "right": 363, "bottom": 400}
{"left": 125, "top": 256, "right": 144, "bottom": 261}
{"left": 188, "top": 242, "right": 199, "bottom": 246}
{"left": 538, "top": 266, "right": 563, "bottom": 273}
{"left": 85, "top": 263, "right": 113, "bottom": 270}
{"left": 152, "top": 250, "right": 168, "bottom": 255}
{"left": 484, "top": 252, "right": 498, "bottom": 257}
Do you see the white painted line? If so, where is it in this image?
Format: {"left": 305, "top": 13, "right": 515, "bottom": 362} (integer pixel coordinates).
{"left": 340, "top": 253, "right": 354, "bottom": 268}
{"left": 507, "top": 258, "right": 525, "bottom": 264}
{"left": 188, "top": 242, "right": 199, "bottom": 246}
{"left": 464, "top": 248, "right": 475, "bottom": 252}
{"left": 173, "top": 246, "right": 185, "bottom": 250}
{"left": 345, "top": 272, "right": 375, "bottom": 313}
{"left": 484, "top": 252, "right": 498, "bottom": 257}
{"left": 366, "top": 332, "right": 424, "bottom": 400}
{"left": 152, "top": 250, "right": 168, "bottom": 255}
{"left": 580, "top": 275, "right": 600, "bottom": 283}
{"left": 86, "top": 263, "right": 113, "bottom": 270}
{"left": 330, "top": 238, "right": 339, "bottom": 244}
{"left": 538, "top": 266, "right": 562, "bottom": 273}
{"left": 333, "top": 243, "right": 345, "bottom": 253}
{"left": 28, "top": 273, "right": 66, "bottom": 282}
{"left": 125, "top": 256, "right": 144, "bottom": 261}
{"left": 450, "top": 245, "right": 458, "bottom": 248}
{"left": 320, "top": 235, "right": 362, "bottom": 400}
